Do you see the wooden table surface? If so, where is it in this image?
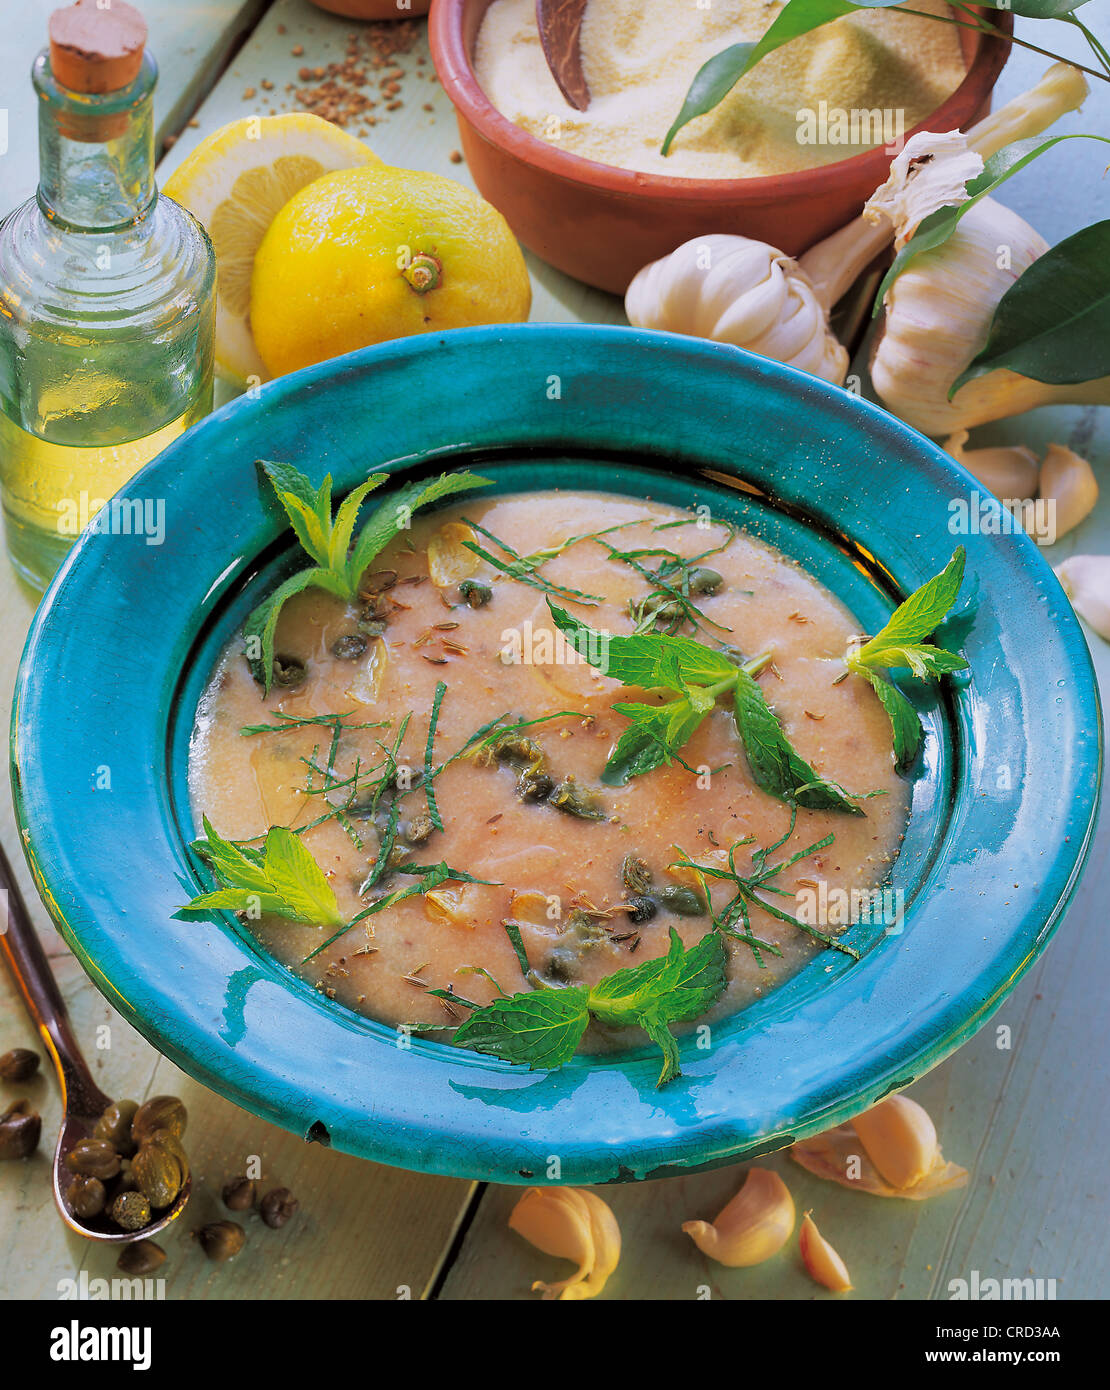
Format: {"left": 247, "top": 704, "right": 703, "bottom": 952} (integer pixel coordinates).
{"left": 1, "top": 0, "right": 1107, "bottom": 1301}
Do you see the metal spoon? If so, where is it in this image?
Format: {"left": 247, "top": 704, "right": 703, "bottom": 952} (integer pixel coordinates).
{"left": 0, "top": 838, "right": 190, "bottom": 1242}
{"left": 536, "top": 0, "right": 590, "bottom": 111}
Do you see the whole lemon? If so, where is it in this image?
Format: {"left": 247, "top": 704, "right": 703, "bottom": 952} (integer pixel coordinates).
{"left": 249, "top": 165, "right": 532, "bottom": 377}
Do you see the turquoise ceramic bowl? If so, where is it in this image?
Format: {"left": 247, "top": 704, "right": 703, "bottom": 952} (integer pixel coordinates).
{"left": 10, "top": 326, "right": 1101, "bottom": 1183}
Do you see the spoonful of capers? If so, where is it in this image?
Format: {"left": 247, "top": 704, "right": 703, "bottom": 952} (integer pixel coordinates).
{"left": 0, "top": 838, "right": 191, "bottom": 1243}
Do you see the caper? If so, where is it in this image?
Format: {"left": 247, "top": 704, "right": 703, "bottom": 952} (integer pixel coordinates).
{"left": 110, "top": 1191, "right": 151, "bottom": 1232}
{"left": 64, "top": 1137, "right": 121, "bottom": 1180}
{"left": 271, "top": 654, "right": 306, "bottom": 688}
{"left": 458, "top": 579, "right": 492, "bottom": 608}
{"left": 0, "top": 1100, "right": 40, "bottom": 1160}
{"left": 404, "top": 812, "right": 436, "bottom": 846}
{"left": 566, "top": 908, "right": 609, "bottom": 949}
{"left": 331, "top": 633, "right": 368, "bottom": 661}
{"left": 687, "top": 567, "right": 724, "bottom": 596}
{"left": 259, "top": 1187, "right": 299, "bottom": 1230}
{"left": 659, "top": 884, "right": 707, "bottom": 917}
{"left": 621, "top": 854, "right": 653, "bottom": 894}
{"left": 132, "top": 1140, "right": 184, "bottom": 1209}
{"left": 0, "top": 1047, "right": 40, "bottom": 1082}
{"left": 624, "top": 894, "right": 657, "bottom": 925}
{"left": 94, "top": 1099, "right": 139, "bottom": 1155}
{"left": 131, "top": 1095, "right": 187, "bottom": 1144}
{"left": 197, "top": 1220, "right": 246, "bottom": 1262}
{"left": 118, "top": 1241, "right": 166, "bottom": 1276}
{"left": 357, "top": 617, "right": 387, "bottom": 638}
{"left": 633, "top": 594, "right": 683, "bottom": 626}
{"left": 491, "top": 732, "right": 545, "bottom": 769}
{"left": 66, "top": 1175, "right": 106, "bottom": 1220}
{"left": 517, "top": 769, "right": 554, "bottom": 803}
{"left": 549, "top": 777, "right": 605, "bottom": 820}
{"left": 543, "top": 948, "right": 579, "bottom": 984}
{"left": 222, "top": 1175, "right": 256, "bottom": 1212}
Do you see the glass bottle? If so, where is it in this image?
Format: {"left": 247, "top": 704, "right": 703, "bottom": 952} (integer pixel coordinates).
{"left": 0, "top": 1, "right": 215, "bottom": 592}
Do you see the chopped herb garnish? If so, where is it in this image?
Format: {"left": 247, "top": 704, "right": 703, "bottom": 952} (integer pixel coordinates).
{"left": 671, "top": 809, "right": 856, "bottom": 966}
{"left": 424, "top": 681, "right": 447, "bottom": 832}
{"left": 844, "top": 548, "right": 970, "bottom": 769}
{"left": 245, "top": 462, "right": 492, "bottom": 693}
{"left": 459, "top": 516, "right": 607, "bottom": 605}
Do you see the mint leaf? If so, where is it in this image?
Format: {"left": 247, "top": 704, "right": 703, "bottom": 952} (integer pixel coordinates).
{"left": 657, "top": 930, "right": 728, "bottom": 1022}
{"left": 601, "top": 698, "right": 706, "bottom": 786}
{"left": 347, "top": 470, "right": 492, "bottom": 592}
{"left": 243, "top": 565, "right": 348, "bottom": 693}
{"left": 451, "top": 987, "right": 591, "bottom": 1069}
{"left": 328, "top": 472, "right": 388, "bottom": 574}
{"left": 733, "top": 668, "right": 862, "bottom": 815}
{"left": 587, "top": 927, "right": 687, "bottom": 1027}
{"left": 641, "top": 1010, "right": 682, "bottom": 1087}
{"left": 548, "top": 602, "right": 736, "bottom": 688}
{"left": 855, "top": 549, "right": 966, "bottom": 657}
{"left": 870, "top": 644, "right": 969, "bottom": 679}
{"left": 863, "top": 672, "right": 922, "bottom": 770}
{"left": 181, "top": 818, "right": 345, "bottom": 928}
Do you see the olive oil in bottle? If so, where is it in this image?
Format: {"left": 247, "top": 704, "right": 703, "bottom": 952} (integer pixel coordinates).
{"left": 0, "top": 0, "right": 215, "bottom": 591}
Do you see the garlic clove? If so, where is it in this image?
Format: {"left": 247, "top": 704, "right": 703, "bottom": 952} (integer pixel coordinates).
{"left": 791, "top": 1097, "right": 968, "bottom": 1200}
{"left": 509, "top": 1187, "right": 621, "bottom": 1300}
{"left": 851, "top": 1094, "right": 938, "bottom": 1189}
{"left": 799, "top": 1213, "right": 853, "bottom": 1293}
{"left": 1055, "top": 555, "right": 1110, "bottom": 640}
{"left": 1039, "top": 443, "right": 1098, "bottom": 542}
{"left": 681, "top": 1167, "right": 795, "bottom": 1267}
{"left": 427, "top": 521, "right": 480, "bottom": 587}
{"left": 943, "top": 429, "right": 1039, "bottom": 501}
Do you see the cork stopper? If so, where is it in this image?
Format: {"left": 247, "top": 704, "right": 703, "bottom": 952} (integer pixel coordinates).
{"left": 49, "top": 0, "right": 147, "bottom": 95}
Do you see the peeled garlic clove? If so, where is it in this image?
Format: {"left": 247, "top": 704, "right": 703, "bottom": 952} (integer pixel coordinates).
{"left": 345, "top": 638, "right": 388, "bottom": 706}
{"left": 509, "top": 1187, "right": 620, "bottom": 1300}
{"left": 799, "top": 1213, "right": 853, "bottom": 1293}
{"left": 427, "top": 521, "right": 480, "bottom": 587}
{"left": 424, "top": 885, "right": 476, "bottom": 928}
{"left": 682, "top": 1167, "right": 794, "bottom": 1267}
{"left": 943, "top": 429, "right": 1039, "bottom": 501}
{"left": 851, "top": 1094, "right": 938, "bottom": 1189}
{"left": 1055, "top": 555, "right": 1110, "bottom": 640}
{"left": 1039, "top": 443, "right": 1098, "bottom": 541}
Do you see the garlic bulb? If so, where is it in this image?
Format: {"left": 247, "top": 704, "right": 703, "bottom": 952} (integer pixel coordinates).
{"left": 625, "top": 234, "right": 848, "bottom": 385}
{"left": 1055, "top": 555, "right": 1110, "bottom": 639}
{"left": 866, "top": 119, "right": 1110, "bottom": 434}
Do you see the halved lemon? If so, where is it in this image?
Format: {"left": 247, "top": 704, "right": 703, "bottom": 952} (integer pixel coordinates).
{"left": 163, "top": 113, "right": 380, "bottom": 384}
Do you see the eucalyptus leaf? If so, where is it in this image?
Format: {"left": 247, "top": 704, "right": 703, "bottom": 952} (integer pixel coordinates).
{"left": 951, "top": 219, "right": 1110, "bottom": 391}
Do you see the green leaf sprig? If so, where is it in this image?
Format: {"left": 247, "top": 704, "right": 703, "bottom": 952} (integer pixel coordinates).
{"left": 662, "top": 0, "right": 1108, "bottom": 156}
{"left": 433, "top": 927, "right": 728, "bottom": 1087}
{"left": 180, "top": 817, "right": 345, "bottom": 928}
{"left": 245, "top": 462, "right": 491, "bottom": 693}
{"left": 844, "top": 548, "right": 969, "bottom": 768}
{"left": 547, "top": 602, "right": 863, "bottom": 812}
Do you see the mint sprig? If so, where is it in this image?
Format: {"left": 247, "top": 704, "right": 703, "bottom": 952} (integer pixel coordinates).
{"left": 846, "top": 548, "right": 969, "bottom": 768}
{"left": 446, "top": 927, "right": 727, "bottom": 1087}
{"left": 548, "top": 602, "right": 862, "bottom": 812}
{"left": 245, "top": 462, "right": 492, "bottom": 693}
{"left": 180, "top": 816, "right": 345, "bottom": 928}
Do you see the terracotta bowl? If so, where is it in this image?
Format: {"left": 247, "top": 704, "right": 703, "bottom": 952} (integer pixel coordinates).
{"left": 429, "top": 1, "right": 1012, "bottom": 294}
{"left": 307, "top": 0, "right": 430, "bottom": 19}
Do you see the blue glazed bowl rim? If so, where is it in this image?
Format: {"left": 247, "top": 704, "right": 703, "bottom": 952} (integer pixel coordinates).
{"left": 9, "top": 324, "right": 1102, "bottom": 1183}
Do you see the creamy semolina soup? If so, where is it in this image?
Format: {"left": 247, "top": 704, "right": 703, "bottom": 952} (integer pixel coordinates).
{"left": 188, "top": 486, "right": 912, "bottom": 1061}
